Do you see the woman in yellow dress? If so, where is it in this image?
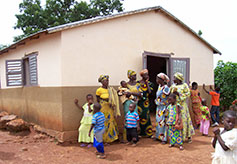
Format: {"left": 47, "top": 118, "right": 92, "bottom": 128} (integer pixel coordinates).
{"left": 170, "top": 72, "right": 195, "bottom": 143}
{"left": 96, "top": 75, "right": 120, "bottom": 143}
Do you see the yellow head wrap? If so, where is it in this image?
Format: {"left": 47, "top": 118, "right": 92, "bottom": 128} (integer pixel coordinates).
{"left": 98, "top": 75, "right": 109, "bottom": 83}
{"left": 174, "top": 72, "right": 184, "bottom": 82}
{"left": 127, "top": 70, "right": 136, "bottom": 78}
{"left": 140, "top": 69, "right": 148, "bottom": 76}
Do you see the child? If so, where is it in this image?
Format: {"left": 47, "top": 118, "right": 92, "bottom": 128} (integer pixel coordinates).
{"left": 89, "top": 103, "right": 106, "bottom": 159}
{"left": 166, "top": 93, "right": 184, "bottom": 150}
{"left": 212, "top": 110, "right": 237, "bottom": 164}
{"left": 203, "top": 84, "right": 220, "bottom": 127}
{"left": 125, "top": 103, "right": 139, "bottom": 146}
{"left": 74, "top": 94, "right": 94, "bottom": 147}
{"left": 190, "top": 82, "right": 202, "bottom": 129}
{"left": 200, "top": 99, "right": 210, "bottom": 136}
{"left": 118, "top": 80, "right": 134, "bottom": 104}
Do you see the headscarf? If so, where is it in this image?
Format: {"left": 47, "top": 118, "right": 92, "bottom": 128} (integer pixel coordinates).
{"left": 140, "top": 69, "right": 148, "bottom": 76}
{"left": 127, "top": 70, "right": 136, "bottom": 78}
{"left": 98, "top": 75, "right": 109, "bottom": 83}
{"left": 174, "top": 72, "right": 184, "bottom": 82}
{"left": 157, "top": 73, "right": 170, "bottom": 83}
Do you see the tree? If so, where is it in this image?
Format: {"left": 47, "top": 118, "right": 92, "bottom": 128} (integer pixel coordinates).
{"left": 0, "top": 44, "right": 8, "bottom": 50}
{"left": 198, "top": 30, "right": 202, "bottom": 36}
{"left": 14, "top": 0, "right": 124, "bottom": 42}
{"left": 214, "top": 60, "right": 237, "bottom": 110}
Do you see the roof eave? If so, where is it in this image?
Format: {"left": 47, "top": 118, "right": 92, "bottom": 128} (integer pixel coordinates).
{"left": 0, "top": 6, "right": 221, "bottom": 55}
{"left": 158, "top": 7, "right": 222, "bottom": 55}
{"left": 0, "top": 30, "right": 47, "bottom": 55}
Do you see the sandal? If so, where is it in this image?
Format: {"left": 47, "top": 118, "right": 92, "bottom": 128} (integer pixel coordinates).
{"left": 179, "top": 145, "right": 184, "bottom": 150}
{"left": 97, "top": 154, "right": 106, "bottom": 159}
{"left": 95, "top": 151, "right": 100, "bottom": 155}
{"left": 169, "top": 144, "right": 174, "bottom": 148}
{"left": 161, "top": 141, "right": 166, "bottom": 145}
{"left": 80, "top": 143, "right": 86, "bottom": 147}
{"left": 87, "top": 144, "right": 92, "bottom": 148}
{"left": 188, "top": 139, "right": 192, "bottom": 143}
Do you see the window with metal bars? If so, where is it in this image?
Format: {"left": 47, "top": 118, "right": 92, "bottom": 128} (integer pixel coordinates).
{"left": 6, "top": 53, "right": 38, "bottom": 86}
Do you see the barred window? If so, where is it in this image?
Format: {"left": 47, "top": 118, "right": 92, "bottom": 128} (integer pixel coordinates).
{"left": 6, "top": 53, "right": 38, "bottom": 87}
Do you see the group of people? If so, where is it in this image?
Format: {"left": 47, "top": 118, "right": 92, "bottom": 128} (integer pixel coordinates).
{"left": 74, "top": 69, "right": 237, "bottom": 162}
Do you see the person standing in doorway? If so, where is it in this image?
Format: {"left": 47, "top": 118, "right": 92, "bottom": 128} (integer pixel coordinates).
{"left": 154, "top": 73, "right": 170, "bottom": 144}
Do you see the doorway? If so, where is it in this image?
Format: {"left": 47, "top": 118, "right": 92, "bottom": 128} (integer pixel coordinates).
{"left": 143, "top": 51, "right": 190, "bottom": 113}
{"left": 146, "top": 55, "right": 169, "bottom": 113}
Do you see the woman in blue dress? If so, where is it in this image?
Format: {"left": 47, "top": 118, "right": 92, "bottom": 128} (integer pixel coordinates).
{"left": 154, "top": 73, "right": 170, "bottom": 144}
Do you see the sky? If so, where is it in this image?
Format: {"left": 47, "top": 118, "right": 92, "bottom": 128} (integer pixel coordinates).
{"left": 0, "top": 0, "right": 236, "bottom": 66}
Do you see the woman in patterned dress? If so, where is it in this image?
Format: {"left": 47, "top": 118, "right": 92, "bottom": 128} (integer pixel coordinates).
{"left": 154, "top": 73, "right": 170, "bottom": 144}
{"left": 190, "top": 82, "right": 202, "bottom": 129}
{"left": 96, "top": 75, "right": 120, "bottom": 143}
{"left": 170, "top": 72, "right": 195, "bottom": 143}
{"left": 136, "top": 69, "right": 153, "bottom": 137}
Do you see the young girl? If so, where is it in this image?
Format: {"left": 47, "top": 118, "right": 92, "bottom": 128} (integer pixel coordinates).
{"left": 74, "top": 94, "right": 94, "bottom": 147}
{"left": 212, "top": 110, "right": 237, "bottom": 164}
{"left": 166, "top": 94, "right": 184, "bottom": 150}
{"left": 200, "top": 99, "right": 210, "bottom": 136}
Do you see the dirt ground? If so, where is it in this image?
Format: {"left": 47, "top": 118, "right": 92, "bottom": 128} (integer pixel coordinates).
{"left": 0, "top": 122, "right": 216, "bottom": 164}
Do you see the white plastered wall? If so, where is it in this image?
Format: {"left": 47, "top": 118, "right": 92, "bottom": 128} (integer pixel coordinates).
{"left": 0, "top": 32, "right": 62, "bottom": 88}
{"left": 60, "top": 11, "right": 215, "bottom": 87}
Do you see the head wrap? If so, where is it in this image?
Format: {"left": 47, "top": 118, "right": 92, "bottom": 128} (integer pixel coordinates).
{"left": 140, "top": 69, "right": 148, "bottom": 76}
{"left": 174, "top": 72, "right": 184, "bottom": 82}
{"left": 127, "top": 70, "right": 136, "bottom": 78}
{"left": 98, "top": 75, "right": 109, "bottom": 83}
{"left": 157, "top": 73, "right": 170, "bottom": 83}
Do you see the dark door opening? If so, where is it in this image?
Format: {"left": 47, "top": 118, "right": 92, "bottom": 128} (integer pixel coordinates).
{"left": 147, "top": 56, "right": 167, "bottom": 113}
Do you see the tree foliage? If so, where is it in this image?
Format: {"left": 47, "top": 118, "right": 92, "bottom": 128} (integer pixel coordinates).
{"left": 0, "top": 44, "right": 9, "bottom": 50}
{"left": 14, "top": 0, "right": 123, "bottom": 42}
{"left": 198, "top": 30, "right": 202, "bottom": 36}
{"left": 214, "top": 60, "right": 237, "bottom": 110}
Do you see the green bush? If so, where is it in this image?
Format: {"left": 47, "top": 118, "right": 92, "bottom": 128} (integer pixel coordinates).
{"left": 214, "top": 60, "right": 237, "bottom": 110}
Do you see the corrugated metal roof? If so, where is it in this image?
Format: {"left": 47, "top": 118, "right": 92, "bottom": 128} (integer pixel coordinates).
{"left": 0, "top": 6, "right": 221, "bottom": 55}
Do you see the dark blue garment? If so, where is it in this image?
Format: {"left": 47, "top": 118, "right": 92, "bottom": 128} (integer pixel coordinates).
{"left": 210, "top": 105, "right": 220, "bottom": 123}
{"left": 93, "top": 137, "right": 104, "bottom": 153}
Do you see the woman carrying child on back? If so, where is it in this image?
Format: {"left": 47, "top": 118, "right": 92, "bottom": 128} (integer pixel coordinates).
{"left": 166, "top": 93, "right": 184, "bottom": 150}
{"left": 212, "top": 110, "right": 237, "bottom": 164}
{"left": 74, "top": 94, "right": 94, "bottom": 147}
